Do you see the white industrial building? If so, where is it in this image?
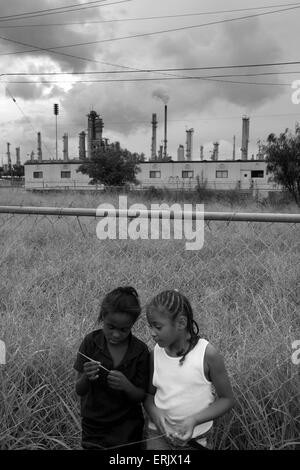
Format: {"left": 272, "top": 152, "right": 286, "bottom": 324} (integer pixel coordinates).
{"left": 23, "top": 109, "right": 279, "bottom": 194}
{"left": 24, "top": 159, "right": 278, "bottom": 193}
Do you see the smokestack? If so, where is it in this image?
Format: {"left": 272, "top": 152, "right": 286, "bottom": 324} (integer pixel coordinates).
{"left": 63, "top": 133, "right": 69, "bottom": 161}
{"left": 87, "top": 110, "right": 96, "bottom": 159}
{"left": 87, "top": 110, "right": 103, "bottom": 158}
{"left": 177, "top": 144, "right": 184, "bottom": 161}
{"left": 200, "top": 145, "right": 204, "bottom": 160}
{"left": 95, "top": 117, "right": 104, "bottom": 143}
{"left": 186, "top": 129, "right": 194, "bottom": 161}
{"left": 159, "top": 145, "right": 163, "bottom": 159}
{"left": 241, "top": 116, "right": 250, "bottom": 160}
{"left": 151, "top": 113, "right": 157, "bottom": 160}
{"left": 16, "top": 147, "right": 20, "bottom": 166}
{"left": 37, "top": 132, "right": 42, "bottom": 162}
{"left": 79, "top": 131, "right": 86, "bottom": 160}
{"left": 233, "top": 135, "right": 236, "bottom": 160}
{"left": 163, "top": 105, "right": 168, "bottom": 159}
{"left": 6, "top": 143, "right": 11, "bottom": 169}
{"left": 212, "top": 142, "right": 219, "bottom": 161}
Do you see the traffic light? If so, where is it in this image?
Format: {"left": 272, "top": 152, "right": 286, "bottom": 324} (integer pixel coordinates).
{"left": 54, "top": 103, "right": 59, "bottom": 115}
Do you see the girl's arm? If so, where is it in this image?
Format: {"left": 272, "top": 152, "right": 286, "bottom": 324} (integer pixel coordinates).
{"left": 75, "top": 372, "right": 90, "bottom": 396}
{"left": 143, "top": 351, "right": 168, "bottom": 433}
{"left": 143, "top": 351, "right": 156, "bottom": 418}
{"left": 75, "top": 361, "right": 100, "bottom": 396}
{"left": 194, "top": 343, "right": 235, "bottom": 423}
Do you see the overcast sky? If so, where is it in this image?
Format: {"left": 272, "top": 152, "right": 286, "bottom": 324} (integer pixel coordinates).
{"left": 1, "top": 0, "right": 300, "bottom": 164}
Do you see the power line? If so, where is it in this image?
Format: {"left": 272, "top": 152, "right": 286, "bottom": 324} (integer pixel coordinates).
{"left": 5, "top": 111, "right": 300, "bottom": 127}
{"left": 2, "top": 85, "right": 54, "bottom": 159}
{"left": 1, "top": 4, "right": 300, "bottom": 52}
{"left": 0, "top": 4, "right": 299, "bottom": 88}
{"left": 1, "top": 2, "right": 300, "bottom": 27}
{"left": 0, "top": 76, "right": 292, "bottom": 86}
{"left": 3, "top": 61, "right": 300, "bottom": 75}
{"left": 0, "top": 1, "right": 130, "bottom": 23}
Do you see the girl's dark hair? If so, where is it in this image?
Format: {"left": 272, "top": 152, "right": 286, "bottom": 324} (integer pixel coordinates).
{"left": 98, "top": 286, "right": 141, "bottom": 322}
{"left": 147, "top": 290, "right": 199, "bottom": 365}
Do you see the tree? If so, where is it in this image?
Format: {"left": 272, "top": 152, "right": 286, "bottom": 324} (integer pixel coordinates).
{"left": 12, "top": 164, "right": 24, "bottom": 178}
{"left": 264, "top": 124, "right": 300, "bottom": 205}
{"left": 76, "top": 143, "right": 145, "bottom": 187}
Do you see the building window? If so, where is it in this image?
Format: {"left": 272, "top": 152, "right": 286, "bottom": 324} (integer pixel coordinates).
{"left": 61, "top": 171, "right": 71, "bottom": 178}
{"left": 216, "top": 170, "right": 228, "bottom": 178}
{"left": 182, "top": 171, "right": 194, "bottom": 178}
{"left": 150, "top": 171, "right": 161, "bottom": 178}
{"left": 33, "top": 171, "right": 43, "bottom": 178}
{"left": 251, "top": 170, "right": 264, "bottom": 178}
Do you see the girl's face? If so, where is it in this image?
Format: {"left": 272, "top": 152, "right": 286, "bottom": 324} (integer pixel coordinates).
{"left": 147, "top": 306, "right": 180, "bottom": 348}
{"left": 102, "top": 311, "right": 135, "bottom": 345}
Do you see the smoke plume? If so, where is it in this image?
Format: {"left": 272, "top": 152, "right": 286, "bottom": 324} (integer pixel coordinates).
{"left": 152, "top": 88, "right": 170, "bottom": 104}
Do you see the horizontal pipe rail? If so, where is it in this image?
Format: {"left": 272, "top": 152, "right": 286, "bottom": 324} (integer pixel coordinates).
{"left": 0, "top": 206, "right": 300, "bottom": 223}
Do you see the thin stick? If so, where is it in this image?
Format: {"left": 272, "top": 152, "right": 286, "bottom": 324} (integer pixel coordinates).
{"left": 78, "top": 351, "right": 110, "bottom": 372}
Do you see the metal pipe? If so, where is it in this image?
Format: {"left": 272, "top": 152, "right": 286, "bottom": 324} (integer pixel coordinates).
{"left": 241, "top": 116, "right": 249, "bottom": 160}
{"left": 151, "top": 113, "right": 157, "bottom": 160}
{"left": 163, "top": 105, "right": 167, "bottom": 159}
{"left": 233, "top": 135, "right": 236, "bottom": 160}
{"left": 63, "top": 133, "right": 69, "bottom": 161}
{"left": 1, "top": 206, "right": 300, "bottom": 223}
{"left": 37, "top": 132, "right": 42, "bottom": 162}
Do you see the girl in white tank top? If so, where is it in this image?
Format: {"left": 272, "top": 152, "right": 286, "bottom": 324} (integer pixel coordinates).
{"left": 144, "top": 290, "right": 235, "bottom": 450}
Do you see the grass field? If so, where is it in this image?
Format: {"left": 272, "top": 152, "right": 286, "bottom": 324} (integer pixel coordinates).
{"left": 0, "top": 188, "right": 299, "bottom": 450}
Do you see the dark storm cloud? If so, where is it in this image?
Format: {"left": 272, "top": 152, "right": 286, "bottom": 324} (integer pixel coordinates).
{"left": 150, "top": 16, "right": 284, "bottom": 112}
{"left": 0, "top": 0, "right": 112, "bottom": 70}
{"left": 61, "top": 80, "right": 159, "bottom": 136}
{"left": 4, "top": 80, "right": 46, "bottom": 100}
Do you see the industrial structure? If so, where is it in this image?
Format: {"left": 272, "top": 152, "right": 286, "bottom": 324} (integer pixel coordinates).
{"left": 16, "top": 147, "right": 20, "bottom": 166}
{"left": 163, "top": 105, "right": 168, "bottom": 159}
{"left": 211, "top": 142, "right": 219, "bottom": 161}
{"left": 151, "top": 113, "right": 158, "bottom": 160}
{"left": 10, "top": 106, "right": 280, "bottom": 194}
{"left": 79, "top": 131, "right": 86, "bottom": 160}
{"left": 177, "top": 145, "right": 184, "bottom": 161}
{"left": 186, "top": 129, "right": 194, "bottom": 161}
{"left": 37, "top": 132, "right": 42, "bottom": 162}
{"left": 63, "top": 133, "right": 69, "bottom": 161}
{"left": 87, "top": 110, "right": 104, "bottom": 159}
{"left": 241, "top": 116, "right": 250, "bottom": 160}
{"left": 200, "top": 146, "right": 204, "bottom": 161}
{"left": 24, "top": 158, "right": 275, "bottom": 193}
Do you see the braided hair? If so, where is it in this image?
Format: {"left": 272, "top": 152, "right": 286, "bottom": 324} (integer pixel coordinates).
{"left": 147, "top": 290, "right": 199, "bottom": 365}
{"left": 98, "top": 286, "right": 141, "bottom": 322}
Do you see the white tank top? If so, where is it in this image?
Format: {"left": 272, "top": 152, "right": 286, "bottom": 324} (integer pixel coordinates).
{"left": 152, "top": 338, "right": 214, "bottom": 437}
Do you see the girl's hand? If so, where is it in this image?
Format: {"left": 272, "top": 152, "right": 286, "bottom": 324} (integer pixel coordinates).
{"left": 152, "top": 408, "right": 171, "bottom": 437}
{"left": 107, "top": 370, "right": 131, "bottom": 392}
{"left": 83, "top": 361, "right": 100, "bottom": 381}
{"left": 166, "top": 415, "right": 196, "bottom": 446}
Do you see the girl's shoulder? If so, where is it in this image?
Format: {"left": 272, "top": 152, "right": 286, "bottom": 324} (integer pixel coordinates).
{"left": 203, "top": 341, "right": 226, "bottom": 371}
{"left": 203, "top": 341, "right": 220, "bottom": 359}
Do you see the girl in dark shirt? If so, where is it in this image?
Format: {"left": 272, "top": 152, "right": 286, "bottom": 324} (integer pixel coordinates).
{"left": 74, "top": 286, "right": 150, "bottom": 450}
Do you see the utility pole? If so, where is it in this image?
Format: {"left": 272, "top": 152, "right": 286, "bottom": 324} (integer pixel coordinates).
{"left": 53, "top": 103, "right": 59, "bottom": 160}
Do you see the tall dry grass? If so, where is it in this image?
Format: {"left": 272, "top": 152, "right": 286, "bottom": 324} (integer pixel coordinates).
{"left": 0, "top": 188, "right": 299, "bottom": 449}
